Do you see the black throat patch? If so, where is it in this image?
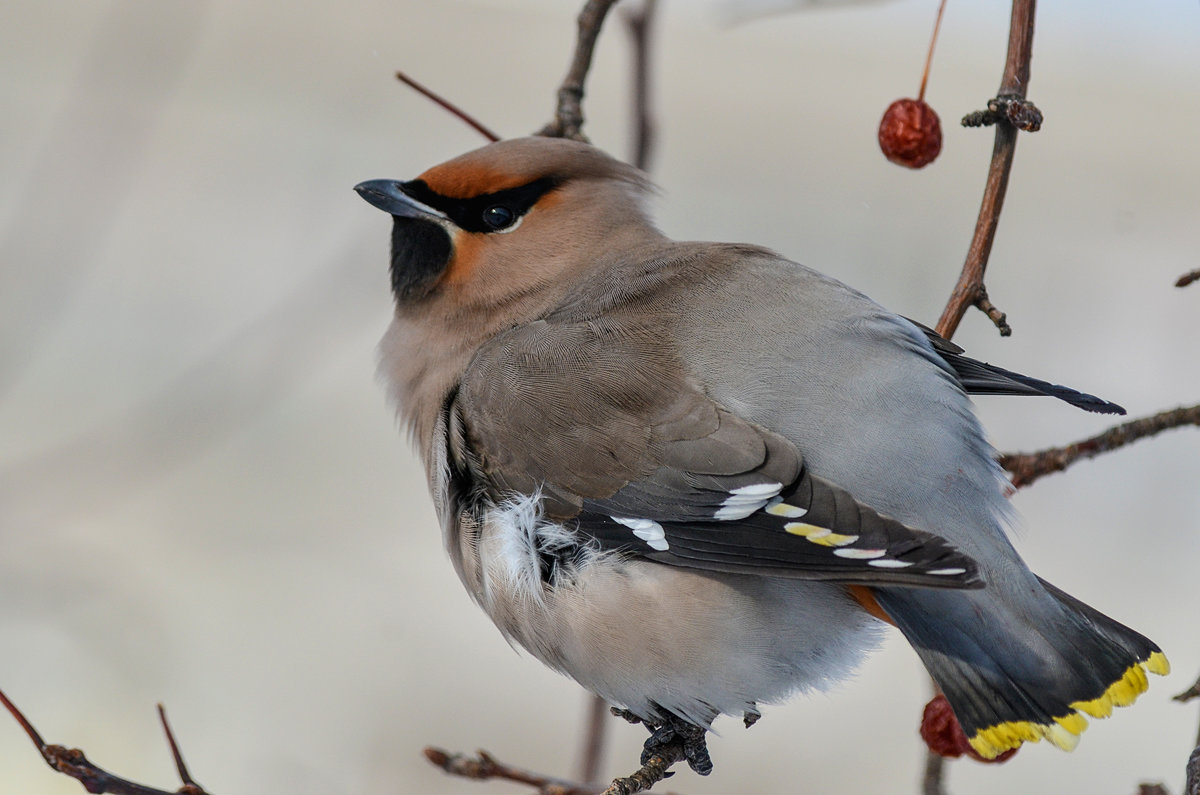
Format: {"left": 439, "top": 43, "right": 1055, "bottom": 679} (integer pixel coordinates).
{"left": 390, "top": 216, "right": 451, "bottom": 302}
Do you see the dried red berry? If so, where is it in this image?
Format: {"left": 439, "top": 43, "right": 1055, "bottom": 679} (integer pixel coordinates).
{"left": 878, "top": 98, "right": 943, "bottom": 169}
{"left": 919, "top": 694, "right": 1018, "bottom": 763}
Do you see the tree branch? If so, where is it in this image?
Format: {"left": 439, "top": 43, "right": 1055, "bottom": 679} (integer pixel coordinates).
{"left": 425, "top": 747, "right": 599, "bottom": 795}
{"left": 395, "top": 71, "right": 501, "bottom": 143}
{"left": 538, "top": 0, "right": 621, "bottom": 141}
{"left": 922, "top": 750, "right": 947, "bottom": 795}
{"left": 1176, "top": 269, "right": 1200, "bottom": 288}
{"left": 997, "top": 404, "right": 1200, "bottom": 489}
{"left": 0, "top": 689, "right": 210, "bottom": 795}
{"left": 599, "top": 749, "right": 682, "bottom": 795}
{"left": 425, "top": 743, "right": 692, "bottom": 795}
{"left": 1173, "top": 674, "right": 1200, "bottom": 707}
{"left": 934, "top": 0, "right": 1040, "bottom": 340}
{"left": 576, "top": 693, "right": 611, "bottom": 786}
{"left": 1175, "top": 672, "right": 1200, "bottom": 750}
{"left": 622, "top": 0, "right": 658, "bottom": 171}
{"left": 157, "top": 704, "right": 203, "bottom": 791}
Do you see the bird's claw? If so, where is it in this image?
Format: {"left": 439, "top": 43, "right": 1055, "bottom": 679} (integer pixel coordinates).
{"left": 640, "top": 714, "right": 713, "bottom": 776}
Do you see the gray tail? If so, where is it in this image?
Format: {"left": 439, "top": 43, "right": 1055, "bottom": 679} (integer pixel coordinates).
{"left": 875, "top": 577, "right": 1167, "bottom": 759}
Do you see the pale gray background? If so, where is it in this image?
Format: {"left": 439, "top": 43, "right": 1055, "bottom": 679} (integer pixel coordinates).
{"left": 1, "top": 1, "right": 1197, "bottom": 793}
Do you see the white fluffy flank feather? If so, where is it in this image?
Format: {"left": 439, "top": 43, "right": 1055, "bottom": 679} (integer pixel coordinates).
{"left": 483, "top": 491, "right": 602, "bottom": 612}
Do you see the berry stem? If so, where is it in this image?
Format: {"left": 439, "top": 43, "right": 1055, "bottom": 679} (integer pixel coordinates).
{"left": 918, "top": 0, "right": 948, "bottom": 102}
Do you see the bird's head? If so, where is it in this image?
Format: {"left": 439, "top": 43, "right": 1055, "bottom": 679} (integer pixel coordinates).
{"left": 355, "top": 136, "right": 658, "bottom": 312}
{"left": 358, "top": 137, "right": 661, "bottom": 451}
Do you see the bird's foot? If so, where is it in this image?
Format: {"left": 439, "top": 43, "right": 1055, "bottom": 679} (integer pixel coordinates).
{"left": 641, "top": 714, "right": 712, "bottom": 776}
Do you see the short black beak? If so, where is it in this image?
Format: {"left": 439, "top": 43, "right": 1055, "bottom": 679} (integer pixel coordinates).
{"left": 354, "top": 179, "right": 446, "bottom": 221}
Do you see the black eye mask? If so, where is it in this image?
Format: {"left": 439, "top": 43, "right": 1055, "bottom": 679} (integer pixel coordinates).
{"left": 398, "top": 177, "right": 561, "bottom": 234}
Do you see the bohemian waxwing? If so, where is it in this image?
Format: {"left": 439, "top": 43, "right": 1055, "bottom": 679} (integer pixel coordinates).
{"left": 355, "top": 136, "right": 1167, "bottom": 775}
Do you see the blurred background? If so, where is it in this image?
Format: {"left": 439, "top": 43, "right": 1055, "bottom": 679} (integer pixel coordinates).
{"left": 1, "top": 1, "right": 1197, "bottom": 792}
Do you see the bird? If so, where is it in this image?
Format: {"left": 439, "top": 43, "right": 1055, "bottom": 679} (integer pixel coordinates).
{"left": 355, "top": 136, "right": 1167, "bottom": 777}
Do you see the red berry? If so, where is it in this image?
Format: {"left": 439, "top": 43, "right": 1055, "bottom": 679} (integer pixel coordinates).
{"left": 878, "top": 98, "right": 943, "bottom": 169}
{"left": 919, "top": 694, "right": 1018, "bottom": 763}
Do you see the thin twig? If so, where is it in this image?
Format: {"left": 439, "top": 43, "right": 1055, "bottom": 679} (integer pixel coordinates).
{"left": 1174, "top": 674, "right": 1200, "bottom": 706}
{"left": 622, "top": 0, "right": 658, "bottom": 170}
{"left": 998, "top": 404, "right": 1200, "bottom": 489}
{"left": 538, "top": 0, "right": 621, "bottom": 141}
{"left": 935, "top": 0, "right": 1039, "bottom": 340}
{"left": 425, "top": 747, "right": 598, "bottom": 795}
{"left": 158, "top": 704, "right": 201, "bottom": 790}
{"left": 1176, "top": 673, "right": 1200, "bottom": 749}
{"left": 0, "top": 689, "right": 211, "bottom": 795}
{"left": 395, "top": 71, "right": 501, "bottom": 143}
{"left": 0, "top": 687, "right": 48, "bottom": 749}
{"left": 922, "top": 750, "right": 947, "bottom": 795}
{"left": 577, "top": 694, "right": 611, "bottom": 786}
{"left": 975, "top": 288, "right": 1012, "bottom": 336}
{"left": 601, "top": 747, "right": 685, "bottom": 795}
{"left": 1176, "top": 269, "right": 1200, "bottom": 288}
{"left": 918, "top": 0, "right": 948, "bottom": 103}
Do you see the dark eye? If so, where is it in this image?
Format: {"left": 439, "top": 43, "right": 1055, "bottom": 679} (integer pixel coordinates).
{"left": 482, "top": 205, "right": 516, "bottom": 230}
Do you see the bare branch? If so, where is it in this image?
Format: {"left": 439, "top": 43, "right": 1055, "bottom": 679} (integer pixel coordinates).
{"left": 600, "top": 747, "right": 685, "bottom": 795}
{"left": 1176, "top": 672, "right": 1200, "bottom": 750}
{"left": 0, "top": 687, "right": 48, "bottom": 751}
{"left": 998, "top": 404, "right": 1200, "bottom": 489}
{"left": 395, "top": 71, "right": 501, "bottom": 143}
{"left": 0, "top": 689, "right": 210, "bottom": 795}
{"left": 622, "top": 0, "right": 658, "bottom": 170}
{"left": 1174, "top": 674, "right": 1200, "bottom": 706}
{"left": 576, "top": 694, "right": 612, "bottom": 786}
{"left": 538, "top": 0, "right": 622, "bottom": 141}
{"left": 425, "top": 747, "right": 598, "bottom": 795}
{"left": 157, "top": 704, "right": 202, "bottom": 791}
{"left": 425, "top": 743, "right": 690, "bottom": 795}
{"left": 1186, "top": 745, "right": 1200, "bottom": 795}
{"left": 976, "top": 288, "right": 1012, "bottom": 336}
{"left": 921, "top": 751, "right": 947, "bottom": 795}
{"left": 1176, "top": 269, "right": 1200, "bottom": 288}
{"left": 935, "top": 0, "right": 1039, "bottom": 340}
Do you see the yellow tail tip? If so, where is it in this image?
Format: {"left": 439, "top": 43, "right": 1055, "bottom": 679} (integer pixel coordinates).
{"left": 968, "top": 653, "right": 1167, "bottom": 759}
{"left": 1146, "top": 651, "right": 1170, "bottom": 676}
